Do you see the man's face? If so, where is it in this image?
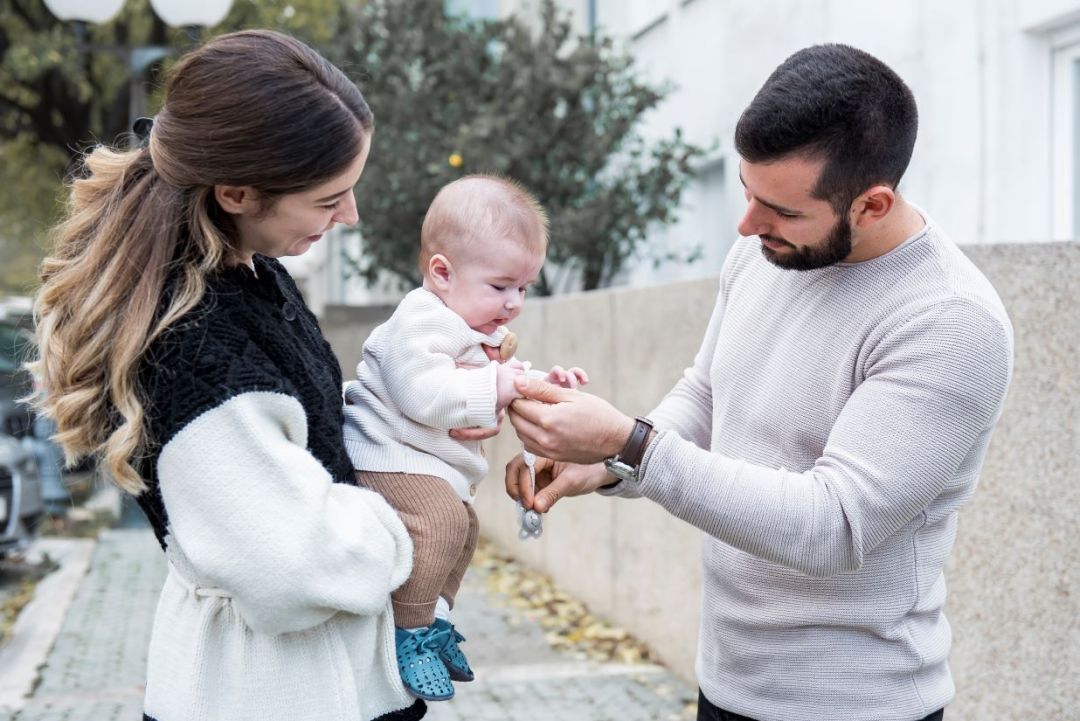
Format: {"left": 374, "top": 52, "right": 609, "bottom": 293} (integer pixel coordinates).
{"left": 736, "top": 156, "right": 853, "bottom": 271}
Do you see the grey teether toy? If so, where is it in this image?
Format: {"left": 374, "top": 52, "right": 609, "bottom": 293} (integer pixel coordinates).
{"left": 517, "top": 449, "right": 543, "bottom": 540}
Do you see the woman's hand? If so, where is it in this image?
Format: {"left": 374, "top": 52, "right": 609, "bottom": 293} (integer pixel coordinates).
{"left": 449, "top": 409, "right": 505, "bottom": 441}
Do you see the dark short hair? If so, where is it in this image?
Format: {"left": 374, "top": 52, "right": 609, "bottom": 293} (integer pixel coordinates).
{"left": 734, "top": 44, "right": 918, "bottom": 215}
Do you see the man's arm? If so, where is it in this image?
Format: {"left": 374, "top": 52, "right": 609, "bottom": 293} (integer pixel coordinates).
{"left": 509, "top": 299, "right": 1013, "bottom": 575}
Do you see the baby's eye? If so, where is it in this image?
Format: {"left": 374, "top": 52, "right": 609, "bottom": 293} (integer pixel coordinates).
{"left": 490, "top": 284, "right": 506, "bottom": 292}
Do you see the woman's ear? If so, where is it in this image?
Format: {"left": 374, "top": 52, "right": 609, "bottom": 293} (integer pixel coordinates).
{"left": 215, "top": 185, "right": 260, "bottom": 216}
{"left": 428, "top": 254, "right": 454, "bottom": 291}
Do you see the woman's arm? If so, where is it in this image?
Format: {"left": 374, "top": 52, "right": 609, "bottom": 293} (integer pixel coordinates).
{"left": 158, "top": 391, "right": 413, "bottom": 635}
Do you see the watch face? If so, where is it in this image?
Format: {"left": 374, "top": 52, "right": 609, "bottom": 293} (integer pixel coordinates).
{"left": 605, "top": 459, "right": 638, "bottom": 483}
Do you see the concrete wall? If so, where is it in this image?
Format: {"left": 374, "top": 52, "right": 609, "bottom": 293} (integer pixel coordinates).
{"left": 321, "top": 241, "right": 1079, "bottom": 720}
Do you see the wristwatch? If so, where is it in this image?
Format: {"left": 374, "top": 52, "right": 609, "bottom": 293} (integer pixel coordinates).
{"left": 603, "top": 416, "right": 655, "bottom": 484}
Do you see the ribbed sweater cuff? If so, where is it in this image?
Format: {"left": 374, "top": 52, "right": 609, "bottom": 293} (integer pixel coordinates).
{"left": 465, "top": 361, "right": 498, "bottom": 428}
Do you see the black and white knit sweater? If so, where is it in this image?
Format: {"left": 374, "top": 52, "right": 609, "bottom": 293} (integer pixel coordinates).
{"left": 133, "top": 255, "right": 424, "bottom": 721}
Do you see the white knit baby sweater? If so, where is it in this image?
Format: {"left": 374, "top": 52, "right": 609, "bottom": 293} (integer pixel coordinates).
{"left": 604, "top": 216, "right": 1013, "bottom": 721}
{"left": 342, "top": 288, "right": 507, "bottom": 502}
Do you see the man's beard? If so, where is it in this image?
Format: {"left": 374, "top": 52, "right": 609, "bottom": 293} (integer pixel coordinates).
{"left": 759, "top": 215, "right": 852, "bottom": 271}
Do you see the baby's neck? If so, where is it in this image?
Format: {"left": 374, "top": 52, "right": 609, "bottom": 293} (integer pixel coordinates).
{"left": 421, "top": 276, "right": 446, "bottom": 304}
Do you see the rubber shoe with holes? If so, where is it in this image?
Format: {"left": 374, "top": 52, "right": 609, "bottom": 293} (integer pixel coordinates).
{"left": 395, "top": 626, "right": 455, "bottom": 701}
{"left": 431, "top": 618, "right": 475, "bottom": 682}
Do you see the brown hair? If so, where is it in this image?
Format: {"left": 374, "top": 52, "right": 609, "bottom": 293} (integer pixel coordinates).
{"left": 31, "top": 29, "right": 374, "bottom": 493}
{"left": 419, "top": 174, "right": 549, "bottom": 274}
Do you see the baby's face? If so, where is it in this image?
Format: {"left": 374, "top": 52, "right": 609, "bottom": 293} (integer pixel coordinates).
{"left": 442, "top": 237, "right": 545, "bottom": 335}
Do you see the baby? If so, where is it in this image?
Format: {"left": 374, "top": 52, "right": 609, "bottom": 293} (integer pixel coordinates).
{"left": 341, "top": 174, "right": 586, "bottom": 702}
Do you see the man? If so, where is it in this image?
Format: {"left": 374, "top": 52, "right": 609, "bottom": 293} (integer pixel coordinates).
{"left": 505, "top": 44, "right": 1013, "bottom": 721}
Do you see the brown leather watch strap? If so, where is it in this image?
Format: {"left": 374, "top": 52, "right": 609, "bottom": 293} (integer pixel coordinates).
{"left": 617, "top": 416, "right": 655, "bottom": 468}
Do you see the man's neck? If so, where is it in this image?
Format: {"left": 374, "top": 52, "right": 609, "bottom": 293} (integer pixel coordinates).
{"left": 845, "top": 199, "right": 926, "bottom": 264}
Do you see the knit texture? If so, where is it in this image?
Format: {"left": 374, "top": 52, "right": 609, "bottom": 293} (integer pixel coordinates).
{"left": 133, "top": 256, "right": 424, "bottom": 721}
{"left": 357, "top": 472, "right": 479, "bottom": 628}
{"left": 342, "top": 287, "right": 507, "bottom": 502}
{"left": 138, "top": 255, "right": 355, "bottom": 548}
{"left": 614, "top": 218, "right": 1013, "bottom": 721}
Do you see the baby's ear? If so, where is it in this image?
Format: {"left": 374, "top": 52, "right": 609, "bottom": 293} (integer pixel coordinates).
{"left": 427, "top": 254, "right": 453, "bottom": 288}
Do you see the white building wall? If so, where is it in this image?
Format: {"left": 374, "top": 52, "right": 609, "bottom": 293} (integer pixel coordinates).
{"left": 495, "top": 0, "right": 1080, "bottom": 288}
{"left": 290, "top": 0, "right": 1080, "bottom": 302}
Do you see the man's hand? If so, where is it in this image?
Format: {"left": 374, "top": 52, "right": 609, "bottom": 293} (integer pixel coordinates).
{"left": 505, "top": 455, "right": 612, "bottom": 512}
{"left": 507, "top": 376, "right": 635, "bottom": 464}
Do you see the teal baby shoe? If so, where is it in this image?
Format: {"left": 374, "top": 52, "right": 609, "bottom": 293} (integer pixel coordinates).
{"left": 394, "top": 626, "right": 454, "bottom": 701}
{"left": 431, "top": 618, "right": 475, "bottom": 682}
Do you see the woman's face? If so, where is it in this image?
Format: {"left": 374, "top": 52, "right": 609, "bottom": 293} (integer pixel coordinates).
{"left": 225, "top": 135, "right": 371, "bottom": 263}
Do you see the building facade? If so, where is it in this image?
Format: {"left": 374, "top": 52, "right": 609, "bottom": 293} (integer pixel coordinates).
{"left": 287, "top": 0, "right": 1080, "bottom": 307}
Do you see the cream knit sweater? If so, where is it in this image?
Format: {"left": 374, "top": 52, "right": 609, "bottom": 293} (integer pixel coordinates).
{"left": 606, "top": 216, "right": 1013, "bottom": 721}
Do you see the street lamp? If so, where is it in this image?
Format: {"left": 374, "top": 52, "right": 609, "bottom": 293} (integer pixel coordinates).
{"left": 149, "top": 0, "right": 235, "bottom": 41}
{"left": 44, "top": 0, "right": 235, "bottom": 144}
{"left": 43, "top": 0, "right": 234, "bottom": 31}
{"left": 42, "top": 0, "right": 126, "bottom": 44}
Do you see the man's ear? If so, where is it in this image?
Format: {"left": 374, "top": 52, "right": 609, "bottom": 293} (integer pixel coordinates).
{"left": 215, "top": 185, "right": 261, "bottom": 216}
{"left": 428, "top": 253, "right": 454, "bottom": 291}
{"left": 851, "top": 185, "right": 896, "bottom": 229}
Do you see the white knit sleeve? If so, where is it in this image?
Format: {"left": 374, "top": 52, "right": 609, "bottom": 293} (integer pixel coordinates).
{"left": 636, "top": 299, "right": 1013, "bottom": 576}
{"left": 380, "top": 308, "right": 498, "bottom": 430}
{"left": 157, "top": 391, "right": 413, "bottom": 635}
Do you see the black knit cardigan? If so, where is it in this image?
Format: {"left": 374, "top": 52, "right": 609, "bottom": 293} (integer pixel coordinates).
{"left": 135, "top": 255, "right": 425, "bottom": 721}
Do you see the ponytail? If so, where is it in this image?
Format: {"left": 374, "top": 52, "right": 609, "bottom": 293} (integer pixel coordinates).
{"left": 32, "top": 146, "right": 224, "bottom": 493}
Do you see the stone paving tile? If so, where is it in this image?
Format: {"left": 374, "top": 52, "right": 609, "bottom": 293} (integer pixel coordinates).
{"left": 8, "top": 527, "right": 695, "bottom": 721}
{"left": 13, "top": 529, "right": 164, "bottom": 721}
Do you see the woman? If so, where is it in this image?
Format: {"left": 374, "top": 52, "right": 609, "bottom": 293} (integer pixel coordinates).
{"left": 31, "top": 29, "right": 468, "bottom": 721}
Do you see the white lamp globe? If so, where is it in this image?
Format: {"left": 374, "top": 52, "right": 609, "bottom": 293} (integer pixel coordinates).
{"left": 148, "top": 0, "right": 234, "bottom": 28}
{"left": 43, "top": 0, "right": 125, "bottom": 24}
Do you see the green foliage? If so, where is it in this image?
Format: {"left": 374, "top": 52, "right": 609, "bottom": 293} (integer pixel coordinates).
{"left": 0, "top": 0, "right": 354, "bottom": 294}
{"left": 0, "top": 0, "right": 703, "bottom": 296}
{"left": 333, "top": 0, "right": 704, "bottom": 293}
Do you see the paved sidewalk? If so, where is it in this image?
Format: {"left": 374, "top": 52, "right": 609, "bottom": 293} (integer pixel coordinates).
{"left": 4, "top": 528, "right": 695, "bottom": 720}
{"left": 9, "top": 529, "right": 165, "bottom": 720}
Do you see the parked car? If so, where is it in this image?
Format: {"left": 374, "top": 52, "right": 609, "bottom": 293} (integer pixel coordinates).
{"left": 0, "top": 319, "right": 45, "bottom": 555}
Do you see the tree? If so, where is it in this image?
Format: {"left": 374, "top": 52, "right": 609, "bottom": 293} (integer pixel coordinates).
{"left": 0, "top": 0, "right": 350, "bottom": 295}
{"left": 333, "top": 0, "right": 704, "bottom": 294}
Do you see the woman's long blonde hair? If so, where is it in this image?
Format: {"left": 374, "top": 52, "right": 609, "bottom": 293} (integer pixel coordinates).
{"left": 31, "top": 30, "right": 373, "bottom": 494}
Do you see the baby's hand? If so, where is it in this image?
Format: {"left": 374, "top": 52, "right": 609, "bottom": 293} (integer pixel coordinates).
{"left": 496, "top": 361, "right": 526, "bottom": 409}
{"left": 545, "top": 365, "right": 589, "bottom": 390}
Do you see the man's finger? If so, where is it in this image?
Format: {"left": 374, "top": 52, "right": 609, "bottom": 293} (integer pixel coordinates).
{"left": 518, "top": 462, "right": 537, "bottom": 507}
{"left": 504, "top": 456, "right": 524, "bottom": 501}
{"left": 534, "top": 484, "right": 562, "bottom": 513}
{"left": 507, "top": 408, "right": 546, "bottom": 454}
{"left": 513, "top": 376, "right": 575, "bottom": 405}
